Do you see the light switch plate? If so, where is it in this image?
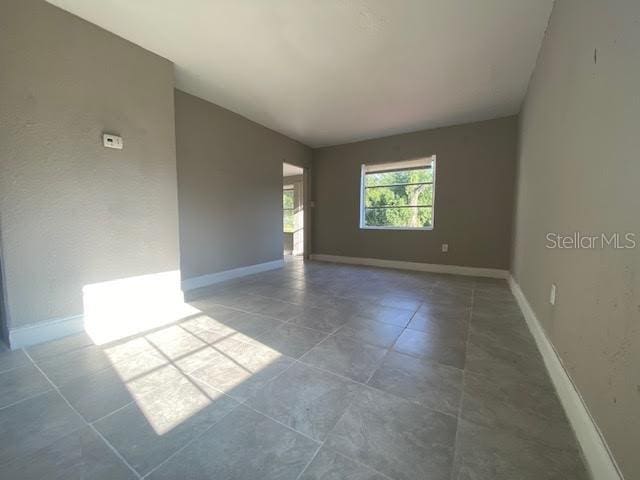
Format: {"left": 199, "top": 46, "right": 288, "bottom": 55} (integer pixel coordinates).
{"left": 103, "top": 133, "right": 123, "bottom": 150}
{"left": 550, "top": 283, "right": 557, "bottom": 305}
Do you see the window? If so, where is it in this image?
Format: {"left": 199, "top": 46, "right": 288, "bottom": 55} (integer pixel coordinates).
{"left": 360, "top": 156, "right": 435, "bottom": 230}
{"left": 283, "top": 186, "right": 295, "bottom": 233}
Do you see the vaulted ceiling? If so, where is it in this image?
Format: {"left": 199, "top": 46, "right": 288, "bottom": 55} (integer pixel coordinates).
{"left": 47, "top": 0, "right": 553, "bottom": 147}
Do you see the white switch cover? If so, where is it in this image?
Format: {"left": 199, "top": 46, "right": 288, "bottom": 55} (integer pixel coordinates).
{"left": 103, "top": 134, "right": 123, "bottom": 150}
{"left": 441, "top": 243, "right": 449, "bottom": 252}
{"left": 550, "top": 283, "right": 557, "bottom": 305}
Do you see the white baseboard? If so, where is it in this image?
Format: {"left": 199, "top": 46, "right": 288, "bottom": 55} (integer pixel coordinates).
{"left": 182, "top": 259, "right": 285, "bottom": 292}
{"left": 508, "top": 276, "right": 623, "bottom": 480}
{"left": 310, "top": 254, "right": 508, "bottom": 279}
{"left": 9, "top": 314, "right": 84, "bottom": 350}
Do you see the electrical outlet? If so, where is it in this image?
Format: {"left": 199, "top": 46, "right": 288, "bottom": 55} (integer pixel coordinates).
{"left": 441, "top": 243, "right": 448, "bottom": 253}
{"left": 550, "top": 283, "right": 557, "bottom": 305}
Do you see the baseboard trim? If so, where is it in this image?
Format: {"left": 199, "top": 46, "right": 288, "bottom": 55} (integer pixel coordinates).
{"left": 508, "top": 276, "right": 623, "bottom": 480}
{"left": 309, "top": 254, "right": 509, "bottom": 279}
{"left": 181, "top": 259, "right": 285, "bottom": 292}
{"left": 9, "top": 314, "right": 84, "bottom": 350}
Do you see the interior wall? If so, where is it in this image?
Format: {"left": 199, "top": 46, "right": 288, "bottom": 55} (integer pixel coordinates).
{"left": 512, "top": 0, "right": 640, "bottom": 477}
{"left": 0, "top": 0, "right": 180, "bottom": 332}
{"left": 175, "top": 90, "right": 312, "bottom": 281}
{"left": 311, "top": 116, "right": 518, "bottom": 269}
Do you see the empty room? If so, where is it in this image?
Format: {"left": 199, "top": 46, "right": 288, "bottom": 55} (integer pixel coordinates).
{"left": 0, "top": 1, "right": 638, "bottom": 479}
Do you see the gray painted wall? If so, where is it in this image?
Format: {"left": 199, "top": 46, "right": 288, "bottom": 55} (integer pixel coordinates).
{"left": 175, "top": 90, "right": 311, "bottom": 281}
{"left": 512, "top": 0, "right": 640, "bottom": 477}
{"left": 0, "top": 0, "right": 180, "bottom": 330}
{"left": 311, "top": 117, "right": 518, "bottom": 269}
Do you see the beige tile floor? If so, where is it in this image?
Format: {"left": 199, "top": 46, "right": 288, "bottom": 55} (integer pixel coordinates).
{"left": 0, "top": 259, "right": 588, "bottom": 479}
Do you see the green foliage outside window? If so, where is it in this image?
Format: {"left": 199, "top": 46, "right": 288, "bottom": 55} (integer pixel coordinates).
{"left": 363, "top": 167, "right": 434, "bottom": 228}
{"left": 283, "top": 189, "right": 295, "bottom": 233}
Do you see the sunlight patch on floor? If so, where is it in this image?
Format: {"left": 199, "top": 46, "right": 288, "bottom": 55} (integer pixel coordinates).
{"left": 83, "top": 270, "right": 199, "bottom": 344}
{"left": 95, "top": 308, "right": 283, "bottom": 435}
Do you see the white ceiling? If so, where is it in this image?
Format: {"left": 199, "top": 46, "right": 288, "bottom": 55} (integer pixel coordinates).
{"left": 283, "top": 163, "right": 304, "bottom": 177}
{"left": 47, "top": 0, "right": 553, "bottom": 147}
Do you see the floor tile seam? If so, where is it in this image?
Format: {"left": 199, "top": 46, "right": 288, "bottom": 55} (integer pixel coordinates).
{"left": 89, "top": 398, "right": 138, "bottom": 426}
{"left": 0, "top": 350, "right": 31, "bottom": 375}
{"left": 139, "top": 402, "right": 242, "bottom": 479}
{"left": 321, "top": 447, "right": 398, "bottom": 480}
{"left": 25, "top": 342, "right": 98, "bottom": 365}
{"left": 363, "top": 345, "right": 392, "bottom": 385}
{"left": 78, "top": 341, "right": 249, "bottom": 426}
{"left": 317, "top": 319, "right": 396, "bottom": 350}
{"left": 0, "top": 420, "right": 88, "bottom": 471}
{"left": 251, "top": 289, "right": 421, "bottom": 315}
{"left": 464, "top": 331, "right": 541, "bottom": 358}
{"left": 387, "top": 344, "right": 464, "bottom": 371}
{"left": 196, "top": 300, "right": 333, "bottom": 336}
{"left": 145, "top": 334, "right": 303, "bottom": 407}
{"left": 294, "top": 441, "right": 324, "bottom": 480}
{"left": 196, "top": 300, "right": 294, "bottom": 322}
{"left": 276, "top": 314, "right": 342, "bottom": 337}
{"left": 50, "top": 333, "right": 282, "bottom": 426}
{"left": 252, "top": 280, "right": 427, "bottom": 307}
{"left": 182, "top": 349, "right": 299, "bottom": 406}
{"left": 298, "top": 321, "right": 398, "bottom": 362}
{"left": 239, "top": 401, "right": 322, "bottom": 445}
{"left": 316, "top": 381, "right": 408, "bottom": 480}
{"left": 292, "top": 356, "right": 459, "bottom": 421}
{"left": 448, "top": 283, "right": 476, "bottom": 480}
{"left": 372, "top": 347, "right": 466, "bottom": 376}
{"left": 464, "top": 332, "right": 545, "bottom": 366}
{"left": 454, "top": 409, "right": 585, "bottom": 458}
{"left": 28, "top": 341, "right": 171, "bottom": 390}
{"left": 402, "top": 321, "right": 471, "bottom": 336}
{"left": 0, "top": 387, "right": 55, "bottom": 412}
{"left": 184, "top": 315, "right": 333, "bottom": 353}
{"left": 23, "top": 349, "right": 143, "bottom": 479}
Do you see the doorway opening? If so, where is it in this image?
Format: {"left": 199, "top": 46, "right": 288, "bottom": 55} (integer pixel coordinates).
{"left": 283, "top": 163, "right": 304, "bottom": 258}
{"left": 0, "top": 254, "right": 9, "bottom": 350}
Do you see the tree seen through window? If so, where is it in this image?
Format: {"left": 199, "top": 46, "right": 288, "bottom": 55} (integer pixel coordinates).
{"left": 362, "top": 159, "right": 434, "bottom": 229}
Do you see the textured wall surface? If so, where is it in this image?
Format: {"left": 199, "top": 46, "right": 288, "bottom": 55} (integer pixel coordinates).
{"left": 175, "top": 90, "right": 311, "bottom": 281}
{"left": 0, "top": 0, "right": 180, "bottom": 329}
{"left": 312, "top": 117, "right": 518, "bottom": 269}
{"left": 512, "top": 0, "right": 640, "bottom": 477}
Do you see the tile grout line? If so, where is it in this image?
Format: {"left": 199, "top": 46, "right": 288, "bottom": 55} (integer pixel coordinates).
{"left": 448, "top": 280, "right": 477, "bottom": 480}
{"left": 293, "top": 354, "right": 460, "bottom": 421}
{"left": 0, "top": 387, "right": 55, "bottom": 412}
{"left": 13, "top": 267, "right": 478, "bottom": 477}
{"left": 23, "top": 349, "right": 143, "bottom": 479}
{"left": 294, "top": 441, "right": 324, "bottom": 480}
{"left": 187, "top": 329, "right": 463, "bottom": 471}
{"left": 361, "top": 297, "right": 423, "bottom": 385}
{"left": 0, "top": 349, "right": 31, "bottom": 375}
{"left": 239, "top": 401, "right": 321, "bottom": 445}
{"left": 139, "top": 404, "right": 241, "bottom": 479}
{"left": 294, "top": 372, "right": 362, "bottom": 480}
{"left": 134, "top": 342, "right": 292, "bottom": 477}
{"left": 331, "top": 448, "right": 397, "bottom": 480}
{"left": 296, "top": 374, "right": 398, "bottom": 480}
{"left": 199, "top": 296, "right": 417, "bottom": 338}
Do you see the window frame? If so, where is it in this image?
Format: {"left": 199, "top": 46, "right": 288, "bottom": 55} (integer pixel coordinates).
{"left": 359, "top": 156, "right": 436, "bottom": 231}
